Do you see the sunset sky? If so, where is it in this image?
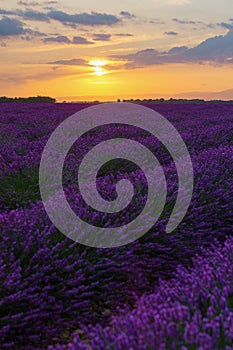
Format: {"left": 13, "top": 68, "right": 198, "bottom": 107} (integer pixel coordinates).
{"left": 0, "top": 0, "right": 233, "bottom": 101}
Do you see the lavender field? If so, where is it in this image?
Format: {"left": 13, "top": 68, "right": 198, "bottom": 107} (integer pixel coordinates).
{"left": 0, "top": 102, "right": 233, "bottom": 349}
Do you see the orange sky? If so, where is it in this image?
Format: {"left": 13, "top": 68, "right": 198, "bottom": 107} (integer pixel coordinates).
{"left": 0, "top": 0, "right": 233, "bottom": 100}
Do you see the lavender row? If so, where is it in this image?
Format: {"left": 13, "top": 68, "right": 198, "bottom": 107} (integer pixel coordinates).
{"left": 50, "top": 236, "right": 233, "bottom": 350}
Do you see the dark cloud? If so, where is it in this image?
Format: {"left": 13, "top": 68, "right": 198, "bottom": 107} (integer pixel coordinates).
{"left": 111, "top": 28, "right": 233, "bottom": 68}
{"left": 24, "top": 28, "right": 47, "bottom": 36}
{"left": 206, "top": 23, "right": 217, "bottom": 29}
{"left": 168, "top": 46, "right": 188, "bottom": 54}
{"left": 0, "top": 8, "right": 120, "bottom": 27}
{"left": 47, "top": 58, "right": 88, "bottom": 66}
{"left": 17, "top": 0, "right": 58, "bottom": 5}
{"left": 43, "top": 6, "right": 55, "bottom": 11}
{"left": 72, "top": 36, "right": 94, "bottom": 44}
{"left": 119, "top": 11, "right": 135, "bottom": 19}
{"left": 17, "top": 1, "right": 40, "bottom": 6}
{"left": 0, "top": 16, "right": 24, "bottom": 36}
{"left": 0, "top": 9, "right": 15, "bottom": 15}
{"left": 219, "top": 22, "right": 233, "bottom": 30}
{"left": 173, "top": 18, "right": 202, "bottom": 25}
{"left": 18, "top": 9, "right": 48, "bottom": 21}
{"left": 149, "top": 19, "right": 165, "bottom": 24}
{"left": 47, "top": 11, "right": 120, "bottom": 26}
{"left": 43, "top": 35, "right": 71, "bottom": 43}
{"left": 0, "top": 8, "right": 49, "bottom": 21}
{"left": 93, "top": 33, "right": 111, "bottom": 41}
{"left": 43, "top": 35, "right": 94, "bottom": 45}
{"left": 1, "top": 7, "right": 48, "bottom": 21}
{"left": 44, "top": 1, "right": 58, "bottom": 4}
{"left": 187, "top": 28, "right": 233, "bottom": 61}
{"left": 115, "top": 33, "right": 133, "bottom": 37}
{"left": 164, "top": 31, "right": 178, "bottom": 35}
{"left": 21, "top": 35, "right": 32, "bottom": 41}
{"left": 0, "top": 13, "right": 48, "bottom": 38}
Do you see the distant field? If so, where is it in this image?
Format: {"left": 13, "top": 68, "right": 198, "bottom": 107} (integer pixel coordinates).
{"left": 1, "top": 102, "right": 233, "bottom": 349}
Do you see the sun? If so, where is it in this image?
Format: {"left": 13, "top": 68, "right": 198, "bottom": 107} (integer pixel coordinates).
{"left": 89, "top": 59, "right": 108, "bottom": 76}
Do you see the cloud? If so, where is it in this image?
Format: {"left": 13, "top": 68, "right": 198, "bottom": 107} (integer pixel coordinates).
{"left": 0, "top": 9, "right": 15, "bottom": 15}
{"left": 43, "top": 35, "right": 94, "bottom": 45}
{"left": 187, "top": 28, "right": 233, "bottom": 61}
{"left": 149, "top": 19, "right": 165, "bottom": 24}
{"left": 0, "top": 7, "right": 48, "bottom": 21}
{"left": 119, "top": 11, "right": 135, "bottom": 19}
{"left": 18, "top": 9, "right": 48, "bottom": 21}
{"left": 172, "top": 18, "right": 217, "bottom": 30}
{"left": 44, "top": 1, "right": 58, "bottom": 4}
{"left": 0, "top": 14, "right": 48, "bottom": 38}
{"left": 47, "top": 58, "right": 88, "bottom": 66}
{"left": 115, "top": 33, "right": 133, "bottom": 37}
{"left": 206, "top": 23, "right": 216, "bottom": 29}
{"left": 164, "top": 31, "right": 178, "bottom": 35}
{"left": 93, "top": 33, "right": 111, "bottom": 41}
{"left": 43, "top": 35, "right": 71, "bottom": 43}
{"left": 0, "top": 8, "right": 120, "bottom": 27}
{"left": 0, "top": 16, "right": 24, "bottom": 36}
{"left": 168, "top": 46, "right": 188, "bottom": 54}
{"left": 111, "top": 28, "right": 233, "bottom": 68}
{"left": 0, "top": 65, "right": 79, "bottom": 84}
{"left": 17, "top": 0, "right": 58, "bottom": 5}
{"left": 219, "top": 22, "right": 233, "bottom": 30}
{"left": 173, "top": 18, "right": 201, "bottom": 25}
{"left": 47, "top": 10, "right": 120, "bottom": 26}
{"left": 23, "top": 28, "right": 47, "bottom": 36}
{"left": 17, "top": 1, "right": 40, "bottom": 6}
{"left": 0, "top": 8, "right": 49, "bottom": 22}
{"left": 72, "top": 36, "right": 94, "bottom": 44}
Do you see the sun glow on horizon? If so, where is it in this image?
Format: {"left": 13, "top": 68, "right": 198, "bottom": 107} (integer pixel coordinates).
{"left": 89, "top": 59, "right": 108, "bottom": 76}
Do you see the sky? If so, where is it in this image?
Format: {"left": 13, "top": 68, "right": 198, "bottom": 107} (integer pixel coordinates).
{"left": 0, "top": 0, "right": 233, "bottom": 101}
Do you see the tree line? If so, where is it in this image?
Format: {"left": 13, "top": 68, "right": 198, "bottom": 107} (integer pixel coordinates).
{"left": 0, "top": 96, "right": 56, "bottom": 103}
{"left": 118, "top": 98, "right": 233, "bottom": 104}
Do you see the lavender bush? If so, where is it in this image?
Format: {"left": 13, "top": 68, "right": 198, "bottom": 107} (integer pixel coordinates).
{"left": 0, "top": 102, "right": 233, "bottom": 349}
{"left": 50, "top": 236, "right": 233, "bottom": 350}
